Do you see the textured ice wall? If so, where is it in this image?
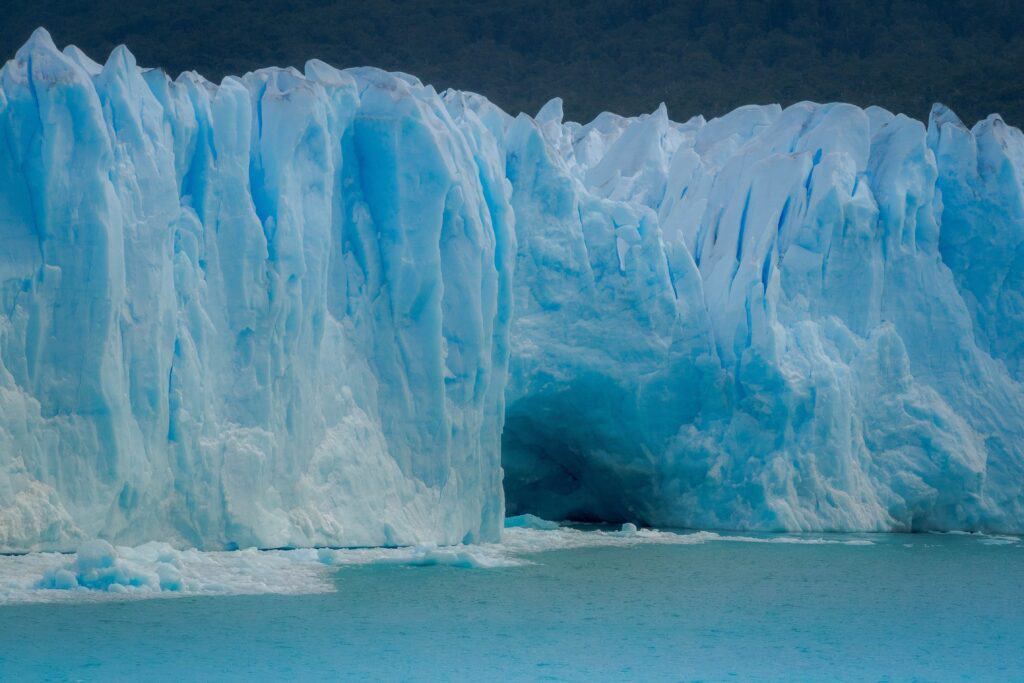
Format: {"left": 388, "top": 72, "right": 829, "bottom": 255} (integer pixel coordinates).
{"left": 3, "top": 31, "right": 1023, "bottom": 550}
{"left": 0, "top": 30, "right": 514, "bottom": 551}
{"left": 495, "top": 94, "right": 1024, "bottom": 533}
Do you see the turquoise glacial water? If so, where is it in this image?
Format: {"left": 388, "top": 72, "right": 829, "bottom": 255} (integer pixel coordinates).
{"left": 0, "top": 532, "right": 1022, "bottom": 680}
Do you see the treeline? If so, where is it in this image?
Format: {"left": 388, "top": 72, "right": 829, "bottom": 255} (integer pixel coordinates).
{"left": 3, "top": 0, "right": 1022, "bottom": 126}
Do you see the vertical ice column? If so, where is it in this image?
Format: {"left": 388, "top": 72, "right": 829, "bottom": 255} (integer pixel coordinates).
{"left": 0, "top": 32, "right": 515, "bottom": 551}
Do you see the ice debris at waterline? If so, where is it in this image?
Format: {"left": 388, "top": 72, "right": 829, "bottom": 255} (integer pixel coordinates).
{"left": 503, "top": 514, "right": 561, "bottom": 530}
{"left": 36, "top": 539, "right": 184, "bottom": 592}
{"left": 2, "top": 29, "right": 1024, "bottom": 553}
{"left": 2, "top": 541, "right": 333, "bottom": 602}
{"left": 0, "top": 523, "right": 892, "bottom": 603}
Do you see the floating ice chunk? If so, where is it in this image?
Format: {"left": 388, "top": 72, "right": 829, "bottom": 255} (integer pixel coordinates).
{"left": 979, "top": 537, "right": 1020, "bottom": 546}
{"left": 314, "top": 542, "right": 527, "bottom": 569}
{"left": 36, "top": 540, "right": 183, "bottom": 593}
{"left": 928, "top": 530, "right": 1022, "bottom": 546}
{"left": 620, "top": 523, "right": 638, "bottom": 535}
{"left": 504, "top": 514, "right": 560, "bottom": 530}
{"left": 399, "top": 545, "right": 525, "bottom": 569}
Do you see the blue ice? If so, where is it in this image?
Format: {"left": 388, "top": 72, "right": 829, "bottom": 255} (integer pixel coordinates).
{"left": 1, "top": 29, "right": 1023, "bottom": 555}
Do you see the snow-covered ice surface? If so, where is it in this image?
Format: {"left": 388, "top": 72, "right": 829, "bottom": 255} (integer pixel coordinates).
{"left": 2, "top": 29, "right": 1024, "bottom": 552}
{"left": 0, "top": 520, "right": 902, "bottom": 603}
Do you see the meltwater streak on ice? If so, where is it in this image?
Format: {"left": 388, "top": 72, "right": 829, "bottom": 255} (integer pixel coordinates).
{"left": 0, "top": 520, "right": 900, "bottom": 603}
{"left": 2, "top": 29, "right": 1024, "bottom": 553}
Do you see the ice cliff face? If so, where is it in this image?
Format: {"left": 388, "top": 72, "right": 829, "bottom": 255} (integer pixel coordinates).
{"left": 0, "top": 30, "right": 513, "bottom": 551}
{"left": 495, "top": 96, "right": 1024, "bottom": 533}
{"left": 1, "top": 31, "right": 1023, "bottom": 551}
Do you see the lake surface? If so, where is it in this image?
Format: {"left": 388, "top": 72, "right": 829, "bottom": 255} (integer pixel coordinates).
{"left": 1, "top": 531, "right": 1022, "bottom": 680}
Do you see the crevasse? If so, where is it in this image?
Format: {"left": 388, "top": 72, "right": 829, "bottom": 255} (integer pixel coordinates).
{"left": 1, "top": 30, "right": 1023, "bottom": 551}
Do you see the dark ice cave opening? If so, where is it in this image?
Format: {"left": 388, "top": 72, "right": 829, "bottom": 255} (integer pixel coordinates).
{"left": 500, "top": 387, "right": 654, "bottom": 526}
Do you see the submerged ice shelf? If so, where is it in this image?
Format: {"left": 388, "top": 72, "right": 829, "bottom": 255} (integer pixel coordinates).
{"left": 1, "top": 29, "right": 1024, "bottom": 552}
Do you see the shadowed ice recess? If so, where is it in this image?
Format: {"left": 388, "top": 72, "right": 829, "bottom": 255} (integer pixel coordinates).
{"left": 1, "top": 28, "right": 1024, "bottom": 560}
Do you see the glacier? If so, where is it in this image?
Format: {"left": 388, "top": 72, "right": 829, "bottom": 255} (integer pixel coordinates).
{"left": 1, "top": 29, "right": 1023, "bottom": 552}
{"left": 0, "top": 29, "right": 513, "bottom": 551}
{"left": 499, "top": 97, "right": 1024, "bottom": 532}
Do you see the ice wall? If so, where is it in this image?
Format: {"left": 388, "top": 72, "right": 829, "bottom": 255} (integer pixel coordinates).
{"left": 0, "top": 30, "right": 514, "bottom": 551}
{"left": 2, "top": 29, "right": 1023, "bottom": 551}
{"left": 495, "top": 94, "right": 1024, "bottom": 533}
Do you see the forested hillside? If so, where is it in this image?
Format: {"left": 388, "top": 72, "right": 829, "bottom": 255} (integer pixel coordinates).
{"left": 3, "top": 0, "right": 1022, "bottom": 125}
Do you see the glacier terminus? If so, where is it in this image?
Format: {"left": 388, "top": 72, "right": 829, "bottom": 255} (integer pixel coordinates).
{"left": 1, "top": 28, "right": 1023, "bottom": 552}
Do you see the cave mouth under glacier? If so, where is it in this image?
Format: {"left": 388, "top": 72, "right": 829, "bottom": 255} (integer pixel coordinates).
{"left": 500, "top": 380, "right": 659, "bottom": 526}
